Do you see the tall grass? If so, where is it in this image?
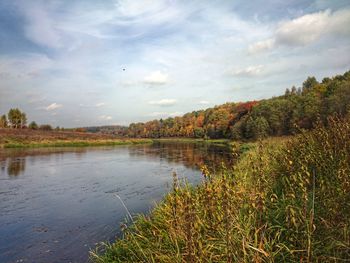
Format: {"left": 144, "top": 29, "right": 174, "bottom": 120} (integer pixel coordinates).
{"left": 91, "top": 117, "right": 350, "bottom": 262}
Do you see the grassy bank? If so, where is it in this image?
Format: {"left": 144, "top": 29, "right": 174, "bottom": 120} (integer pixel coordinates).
{"left": 2, "top": 139, "right": 152, "bottom": 148}
{"left": 91, "top": 117, "right": 350, "bottom": 262}
{"left": 0, "top": 129, "right": 152, "bottom": 148}
{"left": 152, "top": 137, "right": 259, "bottom": 154}
{"left": 152, "top": 138, "right": 231, "bottom": 146}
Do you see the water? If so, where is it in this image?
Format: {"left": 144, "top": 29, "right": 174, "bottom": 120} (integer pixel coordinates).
{"left": 0, "top": 142, "right": 233, "bottom": 263}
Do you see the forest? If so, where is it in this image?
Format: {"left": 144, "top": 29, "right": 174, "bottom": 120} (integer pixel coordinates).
{"left": 127, "top": 71, "right": 350, "bottom": 140}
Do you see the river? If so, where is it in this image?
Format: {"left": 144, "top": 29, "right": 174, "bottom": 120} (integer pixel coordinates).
{"left": 0, "top": 142, "right": 233, "bottom": 263}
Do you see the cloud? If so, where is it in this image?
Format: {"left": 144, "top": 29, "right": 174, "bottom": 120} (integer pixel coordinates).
{"left": 95, "top": 102, "right": 106, "bottom": 107}
{"left": 78, "top": 102, "right": 106, "bottom": 108}
{"left": 249, "top": 9, "right": 350, "bottom": 53}
{"left": 45, "top": 103, "right": 62, "bottom": 111}
{"left": 248, "top": 39, "right": 275, "bottom": 54}
{"left": 1, "top": 1, "right": 350, "bottom": 127}
{"left": 0, "top": 54, "right": 53, "bottom": 80}
{"left": 121, "top": 80, "right": 139, "bottom": 87}
{"left": 144, "top": 71, "right": 168, "bottom": 85}
{"left": 19, "top": 2, "right": 62, "bottom": 49}
{"left": 148, "top": 99, "right": 176, "bottom": 106}
{"left": 115, "top": 0, "right": 167, "bottom": 17}
{"left": 199, "top": 100, "right": 210, "bottom": 105}
{"left": 99, "top": 115, "right": 112, "bottom": 120}
{"left": 149, "top": 111, "right": 183, "bottom": 117}
{"left": 232, "top": 65, "right": 264, "bottom": 77}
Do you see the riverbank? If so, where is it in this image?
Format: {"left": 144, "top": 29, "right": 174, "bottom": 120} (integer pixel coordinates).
{"left": 153, "top": 138, "right": 230, "bottom": 145}
{"left": 152, "top": 138, "right": 259, "bottom": 154}
{"left": 0, "top": 128, "right": 256, "bottom": 150}
{"left": 0, "top": 129, "right": 152, "bottom": 148}
{"left": 91, "top": 118, "right": 350, "bottom": 262}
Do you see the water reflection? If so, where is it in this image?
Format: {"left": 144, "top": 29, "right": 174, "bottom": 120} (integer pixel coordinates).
{"left": 0, "top": 142, "right": 233, "bottom": 263}
{"left": 0, "top": 143, "right": 233, "bottom": 178}
{"left": 7, "top": 158, "right": 26, "bottom": 176}
{"left": 129, "top": 142, "right": 234, "bottom": 172}
{"left": 0, "top": 148, "right": 89, "bottom": 178}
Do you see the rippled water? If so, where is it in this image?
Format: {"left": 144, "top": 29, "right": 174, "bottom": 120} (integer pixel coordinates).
{"left": 0, "top": 142, "right": 232, "bottom": 263}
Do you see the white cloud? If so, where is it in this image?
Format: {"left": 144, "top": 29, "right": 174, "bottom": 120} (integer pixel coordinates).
{"left": 249, "top": 9, "right": 350, "bottom": 53}
{"left": 115, "top": 0, "right": 166, "bottom": 17}
{"left": 148, "top": 99, "right": 176, "bottom": 106}
{"left": 248, "top": 39, "right": 275, "bottom": 54}
{"left": 232, "top": 65, "right": 264, "bottom": 77}
{"left": 99, "top": 115, "right": 112, "bottom": 120}
{"left": 2, "top": 1, "right": 350, "bottom": 127}
{"left": 144, "top": 71, "right": 168, "bottom": 85}
{"left": 45, "top": 103, "right": 62, "bottom": 111}
{"left": 149, "top": 111, "right": 183, "bottom": 117}
{"left": 20, "top": 2, "right": 62, "bottom": 49}
{"left": 95, "top": 102, "right": 106, "bottom": 107}
{"left": 121, "top": 80, "right": 139, "bottom": 87}
{"left": 78, "top": 102, "right": 106, "bottom": 108}
{"left": 199, "top": 100, "right": 210, "bottom": 105}
{"left": 0, "top": 54, "right": 53, "bottom": 80}
{"left": 275, "top": 10, "right": 330, "bottom": 46}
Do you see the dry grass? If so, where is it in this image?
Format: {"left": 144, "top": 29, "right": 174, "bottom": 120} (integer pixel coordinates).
{"left": 0, "top": 128, "right": 151, "bottom": 148}
{"left": 91, "top": 117, "right": 350, "bottom": 262}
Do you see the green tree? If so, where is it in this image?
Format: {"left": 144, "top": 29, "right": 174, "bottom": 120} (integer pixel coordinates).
{"left": 28, "top": 121, "right": 38, "bottom": 130}
{"left": 0, "top": 114, "right": 8, "bottom": 128}
{"left": 302, "top": 76, "right": 318, "bottom": 93}
{"left": 193, "top": 127, "right": 204, "bottom": 138}
{"left": 39, "top": 124, "right": 53, "bottom": 131}
{"left": 21, "top": 112, "right": 27, "bottom": 128}
{"left": 244, "top": 117, "right": 256, "bottom": 139}
{"left": 254, "top": 116, "right": 270, "bottom": 138}
{"left": 8, "top": 108, "right": 23, "bottom": 128}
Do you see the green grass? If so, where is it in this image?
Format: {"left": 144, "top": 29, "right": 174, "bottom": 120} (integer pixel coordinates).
{"left": 2, "top": 139, "right": 152, "bottom": 148}
{"left": 91, "top": 117, "right": 350, "bottom": 262}
{"left": 153, "top": 138, "right": 230, "bottom": 144}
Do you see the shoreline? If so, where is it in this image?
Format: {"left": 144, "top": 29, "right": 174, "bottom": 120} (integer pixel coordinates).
{"left": 1, "top": 139, "right": 153, "bottom": 149}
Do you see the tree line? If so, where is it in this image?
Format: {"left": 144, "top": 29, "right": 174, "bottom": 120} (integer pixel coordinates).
{"left": 0, "top": 108, "right": 55, "bottom": 131}
{"left": 126, "top": 70, "right": 350, "bottom": 139}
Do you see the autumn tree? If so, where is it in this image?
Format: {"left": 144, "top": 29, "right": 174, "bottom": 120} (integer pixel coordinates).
{"left": 0, "top": 114, "right": 8, "bottom": 128}
{"left": 8, "top": 108, "right": 26, "bottom": 128}
{"left": 125, "top": 71, "right": 350, "bottom": 140}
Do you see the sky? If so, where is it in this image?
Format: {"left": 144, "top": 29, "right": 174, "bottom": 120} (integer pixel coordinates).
{"left": 0, "top": 0, "right": 349, "bottom": 127}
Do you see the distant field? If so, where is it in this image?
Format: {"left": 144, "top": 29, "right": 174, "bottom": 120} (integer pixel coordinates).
{"left": 0, "top": 129, "right": 151, "bottom": 148}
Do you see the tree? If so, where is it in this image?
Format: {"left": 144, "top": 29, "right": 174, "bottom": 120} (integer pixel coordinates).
{"left": 302, "top": 76, "right": 318, "bottom": 93}
{"left": 0, "top": 114, "right": 8, "bottom": 128}
{"left": 39, "top": 124, "right": 53, "bottom": 131}
{"left": 194, "top": 127, "right": 204, "bottom": 138}
{"left": 28, "top": 121, "right": 38, "bottom": 130}
{"left": 285, "top": 88, "right": 291, "bottom": 96}
{"left": 8, "top": 108, "right": 23, "bottom": 128}
{"left": 254, "top": 116, "right": 270, "bottom": 138}
{"left": 21, "top": 112, "right": 27, "bottom": 128}
{"left": 244, "top": 117, "right": 256, "bottom": 139}
{"left": 124, "top": 70, "right": 350, "bottom": 140}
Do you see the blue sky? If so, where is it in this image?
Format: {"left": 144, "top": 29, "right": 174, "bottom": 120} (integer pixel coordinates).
{"left": 0, "top": 0, "right": 349, "bottom": 127}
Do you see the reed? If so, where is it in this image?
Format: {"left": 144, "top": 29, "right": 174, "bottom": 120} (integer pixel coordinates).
{"left": 91, "top": 117, "right": 350, "bottom": 262}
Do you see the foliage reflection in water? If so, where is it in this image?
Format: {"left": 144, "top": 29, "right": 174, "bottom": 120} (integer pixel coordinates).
{"left": 0, "top": 142, "right": 233, "bottom": 263}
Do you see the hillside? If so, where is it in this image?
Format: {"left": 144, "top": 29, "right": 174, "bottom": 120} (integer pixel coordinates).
{"left": 82, "top": 125, "right": 128, "bottom": 136}
{"left": 126, "top": 71, "right": 350, "bottom": 139}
